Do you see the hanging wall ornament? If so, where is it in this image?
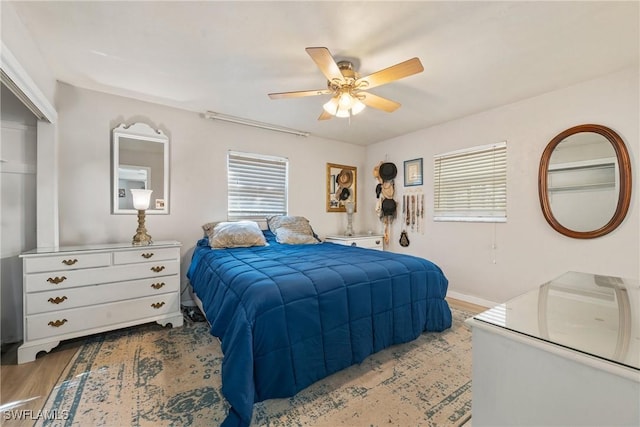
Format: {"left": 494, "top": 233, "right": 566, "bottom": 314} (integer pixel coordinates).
{"left": 416, "top": 194, "right": 420, "bottom": 233}
{"left": 411, "top": 195, "right": 416, "bottom": 231}
{"left": 421, "top": 193, "right": 425, "bottom": 234}
{"left": 399, "top": 230, "right": 410, "bottom": 247}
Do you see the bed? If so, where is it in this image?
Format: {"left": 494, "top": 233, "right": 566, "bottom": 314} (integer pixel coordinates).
{"left": 187, "top": 219, "right": 452, "bottom": 427}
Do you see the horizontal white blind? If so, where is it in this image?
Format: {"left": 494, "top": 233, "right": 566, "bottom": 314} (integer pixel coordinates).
{"left": 227, "top": 151, "right": 288, "bottom": 220}
{"left": 434, "top": 142, "right": 507, "bottom": 222}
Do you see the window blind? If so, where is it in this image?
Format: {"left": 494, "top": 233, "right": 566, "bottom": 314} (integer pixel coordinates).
{"left": 227, "top": 151, "right": 288, "bottom": 220}
{"left": 433, "top": 142, "right": 507, "bottom": 222}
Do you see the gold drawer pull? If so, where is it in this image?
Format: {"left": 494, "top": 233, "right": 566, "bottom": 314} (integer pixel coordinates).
{"left": 151, "top": 266, "right": 165, "bottom": 273}
{"left": 151, "top": 302, "right": 165, "bottom": 309}
{"left": 141, "top": 253, "right": 154, "bottom": 259}
{"left": 62, "top": 259, "right": 78, "bottom": 266}
{"left": 48, "top": 319, "right": 68, "bottom": 327}
{"left": 47, "top": 276, "right": 67, "bottom": 284}
{"left": 151, "top": 282, "right": 165, "bottom": 290}
{"left": 48, "top": 296, "right": 68, "bottom": 304}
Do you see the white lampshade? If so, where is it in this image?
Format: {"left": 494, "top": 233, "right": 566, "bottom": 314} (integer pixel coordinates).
{"left": 324, "top": 93, "right": 366, "bottom": 118}
{"left": 323, "top": 97, "right": 339, "bottom": 115}
{"left": 351, "top": 99, "right": 366, "bottom": 115}
{"left": 131, "top": 189, "right": 153, "bottom": 210}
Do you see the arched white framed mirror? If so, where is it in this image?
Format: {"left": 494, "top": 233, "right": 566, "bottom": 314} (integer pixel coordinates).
{"left": 112, "top": 122, "right": 169, "bottom": 214}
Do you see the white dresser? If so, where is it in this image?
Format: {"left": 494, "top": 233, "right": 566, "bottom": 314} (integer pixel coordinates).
{"left": 467, "top": 272, "right": 639, "bottom": 426}
{"left": 324, "top": 234, "right": 384, "bottom": 250}
{"left": 18, "top": 241, "right": 183, "bottom": 364}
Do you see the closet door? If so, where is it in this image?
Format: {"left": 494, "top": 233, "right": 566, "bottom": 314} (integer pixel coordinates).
{"left": 1, "top": 85, "right": 37, "bottom": 344}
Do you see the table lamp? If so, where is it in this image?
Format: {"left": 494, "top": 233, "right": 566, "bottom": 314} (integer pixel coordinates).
{"left": 345, "top": 200, "right": 355, "bottom": 236}
{"left": 131, "top": 189, "right": 153, "bottom": 246}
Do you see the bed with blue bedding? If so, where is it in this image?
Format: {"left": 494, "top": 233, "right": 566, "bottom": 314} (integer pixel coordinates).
{"left": 187, "top": 229, "right": 451, "bottom": 426}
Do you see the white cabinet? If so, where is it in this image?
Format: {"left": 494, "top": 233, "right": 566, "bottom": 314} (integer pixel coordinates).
{"left": 18, "top": 241, "right": 183, "bottom": 364}
{"left": 466, "top": 272, "right": 640, "bottom": 426}
{"left": 324, "top": 234, "right": 384, "bottom": 251}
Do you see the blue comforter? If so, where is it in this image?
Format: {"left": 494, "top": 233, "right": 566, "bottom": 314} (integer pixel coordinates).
{"left": 187, "top": 232, "right": 451, "bottom": 426}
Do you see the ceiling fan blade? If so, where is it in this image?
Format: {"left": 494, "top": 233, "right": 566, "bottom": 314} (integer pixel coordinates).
{"left": 318, "top": 110, "right": 333, "bottom": 120}
{"left": 306, "top": 47, "right": 345, "bottom": 83}
{"left": 359, "top": 92, "right": 401, "bottom": 112}
{"left": 269, "top": 89, "right": 332, "bottom": 99}
{"left": 357, "top": 57, "right": 424, "bottom": 90}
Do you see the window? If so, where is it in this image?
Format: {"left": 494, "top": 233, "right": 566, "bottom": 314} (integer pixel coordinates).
{"left": 227, "top": 151, "right": 288, "bottom": 220}
{"left": 433, "top": 142, "right": 507, "bottom": 222}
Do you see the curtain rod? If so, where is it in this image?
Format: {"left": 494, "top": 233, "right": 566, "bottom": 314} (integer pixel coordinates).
{"left": 204, "top": 111, "right": 310, "bottom": 137}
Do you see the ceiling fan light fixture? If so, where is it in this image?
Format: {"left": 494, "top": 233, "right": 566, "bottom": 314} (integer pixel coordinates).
{"left": 323, "top": 97, "right": 340, "bottom": 115}
{"left": 335, "top": 107, "right": 351, "bottom": 118}
{"left": 351, "top": 99, "right": 366, "bottom": 115}
{"left": 324, "top": 93, "right": 366, "bottom": 118}
{"left": 339, "top": 92, "right": 354, "bottom": 108}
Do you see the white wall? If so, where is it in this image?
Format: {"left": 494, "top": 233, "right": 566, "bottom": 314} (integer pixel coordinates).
{"left": 55, "top": 83, "right": 366, "bottom": 293}
{"left": 364, "top": 67, "right": 639, "bottom": 305}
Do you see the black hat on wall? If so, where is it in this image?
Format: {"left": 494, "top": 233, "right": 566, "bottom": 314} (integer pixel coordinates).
{"left": 338, "top": 187, "right": 351, "bottom": 201}
{"left": 379, "top": 162, "right": 397, "bottom": 181}
{"left": 381, "top": 198, "right": 397, "bottom": 216}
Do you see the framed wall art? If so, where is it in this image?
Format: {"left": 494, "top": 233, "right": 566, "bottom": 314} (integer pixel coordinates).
{"left": 404, "top": 158, "right": 423, "bottom": 186}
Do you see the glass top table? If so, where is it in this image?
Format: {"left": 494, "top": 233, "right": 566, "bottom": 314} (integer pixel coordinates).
{"left": 474, "top": 271, "right": 639, "bottom": 371}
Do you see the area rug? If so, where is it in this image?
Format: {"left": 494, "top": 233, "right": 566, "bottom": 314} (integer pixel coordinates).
{"left": 37, "top": 308, "right": 474, "bottom": 427}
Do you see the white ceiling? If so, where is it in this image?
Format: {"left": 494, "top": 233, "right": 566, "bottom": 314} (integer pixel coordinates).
{"left": 9, "top": 1, "right": 639, "bottom": 145}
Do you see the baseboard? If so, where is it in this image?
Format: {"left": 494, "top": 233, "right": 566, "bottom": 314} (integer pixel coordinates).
{"left": 447, "top": 290, "right": 497, "bottom": 309}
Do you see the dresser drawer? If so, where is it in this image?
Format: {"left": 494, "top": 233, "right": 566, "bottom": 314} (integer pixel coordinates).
{"left": 24, "top": 252, "right": 111, "bottom": 274}
{"left": 114, "top": 247, "right": 179, "bottom": 265}
{"left": 26, "top": 276, "right": 180, "bottom": 315}
{"left": 26, "top": 293, "right": 180, "bottom": 341}
{"left": 25, "top": 260, "right": 180, "bottom": 293}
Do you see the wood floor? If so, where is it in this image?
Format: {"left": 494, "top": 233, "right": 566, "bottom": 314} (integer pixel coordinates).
{"left": 0, "top": 298, "right": 486, "bottom": 426}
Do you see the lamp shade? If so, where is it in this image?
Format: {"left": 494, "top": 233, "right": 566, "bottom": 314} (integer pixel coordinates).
{"left": 131, "top": 189, "right": 153, "bottom": 210}
{"left": 323, "top": 94, "right": 366, "bottom": 118}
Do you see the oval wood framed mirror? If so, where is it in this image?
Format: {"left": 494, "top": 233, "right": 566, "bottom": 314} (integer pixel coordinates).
{"left": 538, "top": 124, "right": 632, "bottom": 238}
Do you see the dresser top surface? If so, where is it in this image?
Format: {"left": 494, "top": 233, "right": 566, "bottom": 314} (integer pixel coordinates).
{"left": 21, "top": 240, "right": 182, "bottom": 257}
{"left": 474, "top": 271, "right": 640, "bottom": 371}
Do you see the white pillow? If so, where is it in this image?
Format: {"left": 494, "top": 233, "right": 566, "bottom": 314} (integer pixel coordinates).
{"left": 207, "top": 221, "right": 267, "bottom": 248}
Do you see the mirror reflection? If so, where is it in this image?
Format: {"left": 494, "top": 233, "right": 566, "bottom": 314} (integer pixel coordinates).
{"left": 536, "top": 272, "right": 635, "bottom": 369}
{"left": 112, "top": 123, "right": 169, "bottom": 214}
{"left": 547, "top": 132, "right": 617, "bottom": 232}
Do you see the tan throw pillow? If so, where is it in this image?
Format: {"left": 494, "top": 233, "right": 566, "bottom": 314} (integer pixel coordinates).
{"left": 202, "top": 221, "right": 218, "bottom": 245}
{"left": 207, "top": 221, "right": 267, "bottom": 248}
{"left": 267, "top": 216, "right": 319, "bottom": 244}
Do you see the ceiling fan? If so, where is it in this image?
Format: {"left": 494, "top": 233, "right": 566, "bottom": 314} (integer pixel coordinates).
{"left": 268, "top": 47, "right": 424, "bottom": 120}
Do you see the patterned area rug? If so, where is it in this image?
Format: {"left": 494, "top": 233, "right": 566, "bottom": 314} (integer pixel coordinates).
{"left": 38, "top": 308, "right": 473, "bottom": 427}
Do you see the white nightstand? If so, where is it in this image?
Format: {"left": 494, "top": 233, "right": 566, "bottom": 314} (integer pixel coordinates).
{"left": 18, "top": 240, "right": 183, "bottom": 364}
{"left": 324, "top": 234, "right": 384, "bottom": 251}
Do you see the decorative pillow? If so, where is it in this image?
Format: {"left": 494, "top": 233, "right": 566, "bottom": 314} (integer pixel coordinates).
{"left": 205, "top": 220, "right": 267, "bottom": 248}
{"left": 202, "top": 221, "right": 219, "bottom": 235}
{"left": 267, "top": 215, "right": 319, "bottom": 244}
